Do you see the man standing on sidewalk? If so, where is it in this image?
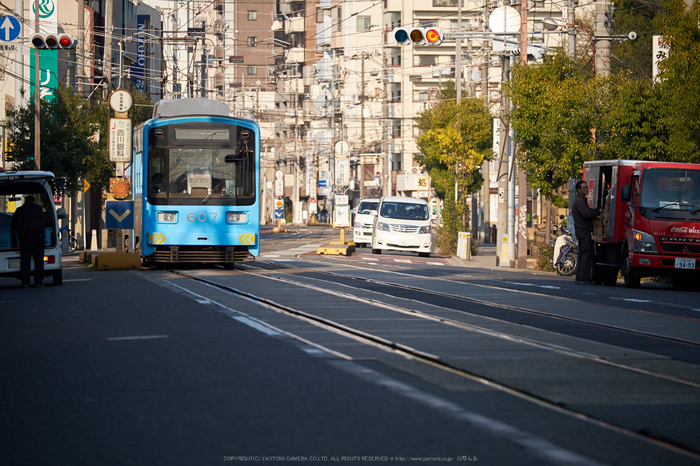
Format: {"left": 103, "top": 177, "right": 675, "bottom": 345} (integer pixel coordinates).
{"left": 11, "top": 195, "right": 46, "bottom": 288}
{"left": 572, "top": 181, "right": 599, "bottom": 285}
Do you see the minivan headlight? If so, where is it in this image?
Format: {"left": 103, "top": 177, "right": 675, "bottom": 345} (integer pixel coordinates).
{"left": 419, "top": 225, "right": 431, "bottom": 234}
{"left": 377, "top": 222, "right": 391, "bottom": 232}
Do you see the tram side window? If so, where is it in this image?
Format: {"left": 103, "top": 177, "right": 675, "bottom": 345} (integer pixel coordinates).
{"left": 149, "top": 151, "right": 167, "bottom": 195}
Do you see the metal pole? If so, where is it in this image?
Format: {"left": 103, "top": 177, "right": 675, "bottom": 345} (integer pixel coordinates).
{"left": 34, "top": 0, "right": 40, "bottom": 170}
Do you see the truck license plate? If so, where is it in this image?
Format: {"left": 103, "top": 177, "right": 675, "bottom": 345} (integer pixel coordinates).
{"left": 8, "top": 258, "right": 20, "bottom": 269}
{"left": 675, "top": 258, "right": 696, "bottom": 269}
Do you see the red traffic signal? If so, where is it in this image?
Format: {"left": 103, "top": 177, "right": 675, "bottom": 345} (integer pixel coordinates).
{"left": 30, "top": 32, "right": 76, "bottom": 49}
{"left": 391, "top": 27, "right": 443, "bottom": 46}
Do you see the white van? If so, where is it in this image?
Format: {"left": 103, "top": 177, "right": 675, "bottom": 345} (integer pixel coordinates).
{"left": 0, "top": 171, "right": 65, "bottom": 286}
{"left": 352, "top": 198, "right": 380, "bottom": 247}
{"left": 371, "top": 196, "right": 435, "bottom": 257}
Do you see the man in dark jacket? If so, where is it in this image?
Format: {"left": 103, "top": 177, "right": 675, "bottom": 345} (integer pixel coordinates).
{"left": 572, "top": 181, "right": 599, "bottom": 285}
{"left": 10, "top": 195, "right": 46, "bottom": 288}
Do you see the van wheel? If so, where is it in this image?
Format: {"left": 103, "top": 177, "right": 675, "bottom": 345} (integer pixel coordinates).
{"left": 418, "top": 252, "right": 430, "bottom": 258}
{"left": 52, "top": 269, "right": 63, "bottom": 286}
{"left": 372, "top": 248, "right": 381, "bottom": 254}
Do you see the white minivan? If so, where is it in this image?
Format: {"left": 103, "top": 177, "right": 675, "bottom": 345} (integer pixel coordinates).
{"left": 371, "top": 196, "right": 435, "bottom": 257}
{"left": 352, "top": 198, "right": 380, "bottom": 247}
{"left": 0, "top": 171, "right": 65, "bottom": 286}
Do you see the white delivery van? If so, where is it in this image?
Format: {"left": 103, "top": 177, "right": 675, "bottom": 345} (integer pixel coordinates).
{"left": 0, "top": 171, "right": 66, "bottom": 286}
{"left": 352, "top": 198, "right": 380, "bottom": 247}
{"left": 371, "top": 196, "right": 435, "bottom": 257}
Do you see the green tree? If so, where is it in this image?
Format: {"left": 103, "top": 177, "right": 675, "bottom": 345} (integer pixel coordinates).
{"left": 4, "top": 87, "right": 155, "bottom": 198}
{"left": 4, "top": 86, "right": 101, "bottom": 196}
{"left": 655, "top": 0, "right": 700, "bottom": 161}
{"left": 415, "top": 83, "right": 492, "bottom": 253}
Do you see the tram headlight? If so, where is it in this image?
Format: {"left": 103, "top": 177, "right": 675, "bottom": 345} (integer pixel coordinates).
{"left": 157, "top": 212, "right": 178, "bottom": 223}
{"left": 227, "top": 212, "right": 247, "bottom": 223}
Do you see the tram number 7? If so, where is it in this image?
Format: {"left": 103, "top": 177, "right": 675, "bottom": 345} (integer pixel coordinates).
{"left": 186, "top": 212, "right": 218, "bottom": 222}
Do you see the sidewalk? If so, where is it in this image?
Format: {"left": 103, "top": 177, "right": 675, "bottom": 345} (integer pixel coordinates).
{"left": 450, "top": 241, "right": 540, "bottom": 271}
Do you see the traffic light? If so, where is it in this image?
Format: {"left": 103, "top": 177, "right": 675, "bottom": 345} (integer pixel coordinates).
{"left": 30, "top": 33, "right": 76, "bottom": 49}
{"left": 392, "top": 27, "right": 443, "bottom": 46}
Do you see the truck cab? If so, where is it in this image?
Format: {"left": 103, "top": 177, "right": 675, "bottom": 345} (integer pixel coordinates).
{"left": 0, "top": 171, "right": 65, "bottom": 286}
{"left": 584, "top": 160, "right": 700, "bottom": 289}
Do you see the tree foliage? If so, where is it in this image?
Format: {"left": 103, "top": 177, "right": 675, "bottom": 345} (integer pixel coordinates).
{"left": 655, "top": 0, "right": 700, "bottom": 161}
{"left": 415, "top": 82, "right": 492, "bottom": 237}
{"left": 3, "top": 87, "right": 155, "bottom": 198}
{"left": 4, "top": 86, "right": 101, "bottom": 196}
{"left": 506, "top": 51, "right": 598, "bottom": 195}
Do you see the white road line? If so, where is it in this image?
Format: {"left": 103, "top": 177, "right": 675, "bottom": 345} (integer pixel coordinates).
{"left": 107, "top": 335, "right": 168, "bottom": 341}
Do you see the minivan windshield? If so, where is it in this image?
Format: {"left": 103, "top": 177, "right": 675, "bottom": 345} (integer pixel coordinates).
{"left": 357, "top": 201, "right": 378, "bottom": 214}
{"left": 380, "top": 201, "right": 429, "bottom": 220}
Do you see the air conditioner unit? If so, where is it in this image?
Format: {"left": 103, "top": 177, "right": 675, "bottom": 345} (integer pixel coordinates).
{"left": 411, "top": 167, "right": 421, "bottom": 174}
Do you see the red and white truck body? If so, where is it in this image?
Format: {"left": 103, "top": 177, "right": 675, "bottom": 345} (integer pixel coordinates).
{"left": 583, "top": 160, "right": 700, "bottom": 288}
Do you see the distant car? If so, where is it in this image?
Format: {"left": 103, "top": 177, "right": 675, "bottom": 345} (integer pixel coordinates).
{"left": 371, "top": 196, "right": 435, "bottom": 257}
{"left": 352, "top": 198, "right": 380, "bottom": 247}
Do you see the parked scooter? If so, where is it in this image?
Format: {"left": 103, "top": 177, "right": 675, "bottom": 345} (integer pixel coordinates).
{"left": 551, "top": 219, "right": 578, "bottom": 276}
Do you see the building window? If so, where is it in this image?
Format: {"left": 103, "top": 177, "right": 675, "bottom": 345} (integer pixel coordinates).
{"left": 208, "top": 54, "right": 215, "bottom": 66}
{"left": 357, "top": 16, "right": 371, "bottom": 31}
{"left": 316, "top": 8, "right": 323, "bottom": 23}
{"left": 417, "top": 55, "right": 437, "bottom": 66}
{"left": 247, "top": 66, "right": 257, "bottom": 75}
{"left": 418, "top": 92, "right": 430, "bottom": 101}
{"left": 434, "top": 0, "right": 458, "bottom": 6}
{"left": 248, "top": 36, "right": 257, "bottom": 47}
{"left": 248, "top": 10, "right": 257, "bottom": 21}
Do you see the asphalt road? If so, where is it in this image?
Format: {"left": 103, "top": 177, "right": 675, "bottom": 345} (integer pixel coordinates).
{"left": 2, "top": 228, "right": 699, "bottom": 465}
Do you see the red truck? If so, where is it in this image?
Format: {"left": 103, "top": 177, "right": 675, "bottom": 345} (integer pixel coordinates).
{"left": 583, "top": 160, "right": 700, "bottom": 289}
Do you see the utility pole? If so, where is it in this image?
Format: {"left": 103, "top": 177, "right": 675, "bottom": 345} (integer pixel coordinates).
{"left": 77, "top": 0, "right": 84, "bottom": 95}
{"left": 496, "top": 57, "right": 509, "bottom": 267}
{"left": 595, "top": 0, "right": 612, "bottom": 76}
{"left": 104, "top": 0, "right": 113, "bottom": 93}
{"left": 517, "top": 0, "right": 528, "bottom": 269}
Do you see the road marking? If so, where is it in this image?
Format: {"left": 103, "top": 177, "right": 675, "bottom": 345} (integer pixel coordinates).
{"left": 107, "top": 335, "right": 168, "bottom": 341}
{"left": 394, "top": 259, "right": 412, "bottom": 263}
{"left": 426, "top": 262, "right": 444, "bottom": 266}
{"left": 610, "top": 297, "right": 652, "bottom": 303}
{"left": 333, "top": 360, "right": 605, "bottom": 466}
{"left": 506, "top": 281, "right": 562, "bottom": 290}
{"left": 362, "top": 257, "right": 379, "bottom": 261}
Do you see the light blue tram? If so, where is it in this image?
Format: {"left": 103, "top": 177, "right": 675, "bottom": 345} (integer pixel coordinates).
{"left": 132, "top": 98, "right": 260, "bottom": 266}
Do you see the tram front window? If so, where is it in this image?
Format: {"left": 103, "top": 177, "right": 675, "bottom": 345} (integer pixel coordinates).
{"left": 148, "top": 147, "right": 255, "bottom": 205}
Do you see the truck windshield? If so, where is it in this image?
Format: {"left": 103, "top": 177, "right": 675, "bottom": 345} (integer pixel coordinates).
{"left": 640, "top": 168, "right": 700, "bottom": 215}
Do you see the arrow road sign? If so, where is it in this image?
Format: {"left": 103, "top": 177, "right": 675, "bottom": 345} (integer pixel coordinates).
{"left": 105, "top": 201, "right": 134, "bottom": 229}
{"left": 0, "top": 15, "right": 21, "bottom": 42}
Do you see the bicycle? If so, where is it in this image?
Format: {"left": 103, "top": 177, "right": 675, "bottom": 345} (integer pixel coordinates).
{"left": 58, "top": 225, "right": 79, "bottom": 253}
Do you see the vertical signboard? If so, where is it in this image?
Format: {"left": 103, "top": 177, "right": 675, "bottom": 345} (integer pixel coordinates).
{"left": 130, "top": 15, "right": 149, "bottom": 92}
{"left": 29, "top": 0, "right": 58, "bottom": 102}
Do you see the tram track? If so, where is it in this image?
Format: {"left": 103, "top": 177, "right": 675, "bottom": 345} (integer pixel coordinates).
{"left": 244, "top": 258, "right": 700, "bottom": 365}
{"left": 166, "top": 264, "right": 700, "bottom": 461}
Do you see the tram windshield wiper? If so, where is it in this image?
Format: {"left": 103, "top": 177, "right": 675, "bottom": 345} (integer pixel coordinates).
{"left": 202, "top": 180, "right": 225, "bottom": 204}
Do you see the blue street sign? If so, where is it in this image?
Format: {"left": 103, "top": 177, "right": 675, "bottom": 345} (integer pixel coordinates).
{"left": 274, "top": 209, "right": 285, "bottom": 220}
{"left": 0, "top": 15, "right": 21, "bottom": 42}
{"left": 106, "top": 201, "right": 134, "bottom": 229}
{"left": 318, "top": 180, "right": 328, "bottom": 187}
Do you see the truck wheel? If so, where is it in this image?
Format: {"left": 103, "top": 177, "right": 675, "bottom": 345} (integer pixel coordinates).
{"left": 621, "top": 249, "right": 640, "bottom": 288}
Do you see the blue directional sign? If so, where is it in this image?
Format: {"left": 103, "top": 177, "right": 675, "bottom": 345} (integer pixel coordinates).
{"left": 0, "top": 15, "right": 21, "bottom": 42}
{"left": 274, "top": 209, "right": 285, "bottom": 220}
{"left": 106, "top": 201, "right": 134, "bottom": 229}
